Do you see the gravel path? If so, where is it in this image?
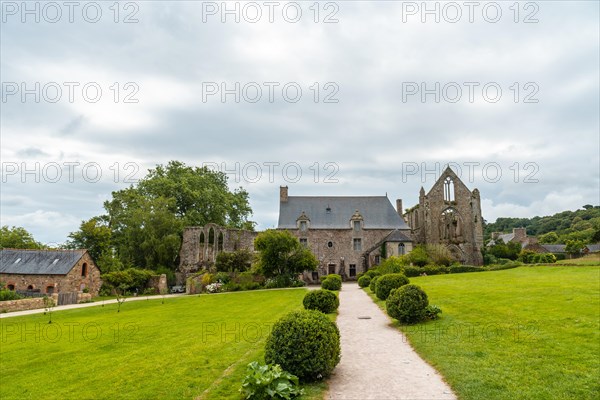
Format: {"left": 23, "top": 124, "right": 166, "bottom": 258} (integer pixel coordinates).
{"left": 326, "top": 283, "right": 456, "bottom": 400}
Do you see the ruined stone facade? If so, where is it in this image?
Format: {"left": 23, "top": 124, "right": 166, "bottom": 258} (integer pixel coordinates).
{"left": 0, "top": 249, "right": 102, "bottom": 296}
{"left": 405, "top": 167, "right": 484, "bottom": 265}
{"left": 178, "top": 223, "right": 258, "bottom": 274}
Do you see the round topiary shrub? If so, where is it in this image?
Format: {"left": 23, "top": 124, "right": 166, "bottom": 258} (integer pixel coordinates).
{"left": 357, "top": 275, "right": 371, "bottom": 288}
{"left": 375, "top": 273, "right": 410, "bottom": 300}
{"left": 369, "top": 275, "right": 380, "bottom": 293}
{"left": 386, "top": 284, "right": 429, "bottom": 324}
{"left": 321, "top": 277, "right": 341, "bottom": 291}
{"left": 265, "top": 310, "right": 341, "bottom": 381}
{"left": 364, "top": 269, "right": 381, "bottom": 279}
{"left": 303, "top": 289, "right": 339, "bottom": 314}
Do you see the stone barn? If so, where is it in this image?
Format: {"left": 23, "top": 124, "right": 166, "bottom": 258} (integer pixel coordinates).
{"left": 0, "top": 249, "right": 101, "bottom": 296}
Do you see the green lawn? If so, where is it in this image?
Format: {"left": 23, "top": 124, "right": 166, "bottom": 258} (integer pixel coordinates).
{"left": 0, "top": 289, "right": 327, "bottom": 400}
{"left": 367, "top": 266, "right": 600, "bottom": 400}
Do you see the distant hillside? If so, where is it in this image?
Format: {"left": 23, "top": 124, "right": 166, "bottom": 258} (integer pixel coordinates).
{"left": 484, "top": 205, "right": 600, "bottom": 244}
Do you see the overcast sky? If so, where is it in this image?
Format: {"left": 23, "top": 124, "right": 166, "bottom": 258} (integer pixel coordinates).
{"left": 1, "top": 0, "right": 599, "bottom": 245}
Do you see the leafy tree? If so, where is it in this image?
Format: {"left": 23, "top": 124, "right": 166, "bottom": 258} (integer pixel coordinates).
{"left": 565, "top": 240, "right": 585, "bottom": 256}
{"left": 539, "top": 232, "right": 559, "bottom": 244}
{"left": 0, "top": 226, "right": 43, "bottom": 249}
{"left": 591, "top": 229, "right": 600, "bottom": 244}
{"left": 65, "top": 217, "right": 112, "bottom": 262}
{"left": 488, "top": 240, "right": 521, "bottom": 260}
{"left": 406, "top": 245, "right": 429, "bottom": 267}
{"left": 254, "top": 230, "right": 318, "bottom": 278}
{"left": 215, "top": 249, "right": 254, "bottom": 272}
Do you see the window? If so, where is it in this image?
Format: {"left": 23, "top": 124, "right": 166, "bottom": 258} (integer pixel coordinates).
{"left": 27, "top": 285, "right": 34, "bottom": 291}
{"left": 200, "top": 231, "right": 205, "bottom": 245}
{"left": 218, "top": 232, "right": 224, "bottom": 251}
{"left": 7, "top": 284, "right": 15, "bottom": 291}
{"left": 300, "top": 221, "right": 307, "bottom": 232}
{"left": 353, "top": 238, "right": 362, "bottom": 251}
{"left": 353, "top": 220, "right": 361, "bottom": 231}
{"left": 208, "top": 228, "right": 215, "bottom": 245}
{"left": 81, "top": 263, "right": 88, "bottom": 277}
{"left": 328, "top": 264, "right": 336, "bottom": 274}
{"left": 312, "top": 271, "right": 319, "bottom": 281}
{"left": 300, "top": 238, "right": 308, "bottom": 247}
{"left": 398, "top": 243, "right": 405, "bottom": 255}
{"left": 374, "top": 255, "right": 380, "bottom": 265}
{"left": 444, "top": 177, "right": 455, "bottom": 202}
{"left": 349, "top": 264, "right": 356, "bottom": 277}
{"left": 46, "top": 286, "right": 54, "bottom": 294}
{"left": 327, "top": 241, "right": 333, "bottom": 248}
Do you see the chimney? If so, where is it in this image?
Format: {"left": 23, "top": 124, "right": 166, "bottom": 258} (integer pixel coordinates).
{"left": 280, "top": 186, "right": 288, "bottom": 203}
{"left": 492, "top": 232, "right": 500, "bottom": 240}
{"left": 513, "top": 228, "right": 527, "bottom": 241}
{"left": 396, "top": 199, "right": 403, "bottom": 216}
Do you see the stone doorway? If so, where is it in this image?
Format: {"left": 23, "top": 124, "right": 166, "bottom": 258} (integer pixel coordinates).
{"left": 328, "top": 264, "right": 336, "bottom": 274}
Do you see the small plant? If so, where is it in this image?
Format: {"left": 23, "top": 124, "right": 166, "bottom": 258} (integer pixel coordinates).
{"left": 386, "top": 284, "right": 429, "bottom": 324}
{"left": 424, "top": 304, "right": 442, "bottom": 320}
{"left": 239, "top": 361, "right": 304, "bottom": 400}
{"left": 375, "top": 273, "right": 410, "bottom": 300}
{"left": 321, "top": 274, "right": 342, "bottom": 291}
{"left": 115, "top": 286, "right": 127, "bottom": 313}
{"left": 206, "top": 282, "right": 222, "bottom": 293}
{"left": 42, "top": 295, "right": 55, "bottom": 324}
{"left": 303, "top": 289, "right": 339, "bottom": 314}
{"left": 265, "top": 310, "right": 340, "bottom": 381}
{"left": 357, "top": 275, "right": 371, "bottom": 288}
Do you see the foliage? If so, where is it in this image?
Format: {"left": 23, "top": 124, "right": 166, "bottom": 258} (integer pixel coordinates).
{"left": 425, "top": 244, "right": 454, "bottom": 266}
{"left": 565, "top": 240, "right": 585, "bottom": 256}
{"left": 424, "top": 304, "right": 442, "bottom": 320}
{"left": 215, "top": 271, "right": 231, "bottom": 284}
{"left": 375, "top": 273, "right": 410, "bottom": 300}
{"left": 378, "top": 256, "right": 406, "bottom": 274}
{"left": 206, "top": 282, "right": 223, "bottom": 293}
{"left": 386, "top": 284, "right": 429, "bottom": 324}
{"left": 0, "top": 289, "right": 22, "bottom": 301}
{"left": 321, "top": 276, "right": 341, "bottom": 291}
{"left": 519, "top": 250, "right": 557, "bottom": 264}
{"left": 402, "top": 266, "right": 421, "bottom": 277}
{"left": 43, "top": 295, "right": 56, "bottom": 323}
{"left": 254, "top": 230, "right": 318, "bottom": 278}
{"left": 369, "top": 275, "right": 380, "bottom": 292}
{"left": 405, "top": 245, "right": 429, "bottom": 267}
{"left": 487, "top": 240, "right": 522, "bottom": 261}
{"left": 303, "top": 290, "right": 339, "bottom": 314}
{"left": 422, "top": 265, "right": 449, "bottom": 275}
{"left": 264, "top": 275, "right": 304, "bottom": 289}
{"left": 364, "top": 269, "right": 381, "bottom": 279}
{"left": 449, "top": 265, "right": 485, "bottom": 273}
{"left": 101, "top": 268, "right": 154, "bottom": 294}
{"left": 357, "top": 275, "right": 371, "bottom": 288}
{"left": 215, "top": 249, "right": 254, "bottom": 272}
{"left": 265, "top": 310, "right": 341, "bottom": 382}
{"left": 65, "top": 217, "right": 112, "bottom": 264}
{"left": 201, "top": 273, "right": 214, "bottom": 287}
{"left": 539, "top": 231, "right": 559, "bottom": 244}
{"left": 0, "top": 226, "right": 43, "bottom": 249}
{"left": 239, "top": 362, "right": 304, "bottom": 400}
{"left": 484, "top": 206, "right": 600, "bottom": 243}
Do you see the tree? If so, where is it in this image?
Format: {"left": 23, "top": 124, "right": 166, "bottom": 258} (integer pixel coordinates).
{"left": 0, "top": 226, "right": 43, "bottom": 249}
{"left": 406, "top": 245, "right": 429, "bottom": 267}
{"left": 539, "top": 231, "right": 559, "bottom": 244}
{"left": 65, "top": 217, "right": 112, "bottom": 262}
{"left": 565, "top": 240, "right": 585, "bottom": 257}
{"left": 591, "top": 229, "right": 600, "bottom": 244}
{"left": 254, "top": 230, "right": 318, "bottom": 278}
{"left": 215, "top": 249, "right": 254, "bottom": 272}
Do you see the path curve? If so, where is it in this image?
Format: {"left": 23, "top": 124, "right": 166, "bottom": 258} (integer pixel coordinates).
{"left": 327, "top": 283, "right": 456, "bottom": 400}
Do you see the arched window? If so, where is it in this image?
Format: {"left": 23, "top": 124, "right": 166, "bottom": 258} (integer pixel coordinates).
{"left": 81, "top": 263, "right": 88, "bottom": 277}
{"left": 46, "top": 286, "right": 55, "bottom": 294}
{"left": 398, "top": 243, "right": 405, "bottom": 255}
{"left": 208, "top": 228, "right": 215, "bottom": 245}
{"left": 199, "top": 231, "right": 205, "bottom": 245}
{"left": 218, "top": 232, "right": 224, "bottom": 251}
{"left": 27, "top": 285, "right": 34, "bottom": 291}
{"left": 444, "top": 177, "right": 455, "bottom": 202}
{"left": 7, "top": 284, "right": 15, "bottom": 291}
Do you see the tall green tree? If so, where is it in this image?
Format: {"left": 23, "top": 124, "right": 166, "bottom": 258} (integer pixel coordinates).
{"left": 254, "top": 230, "right": 318, "bottom": 278}
{"left": 0, "top": 226, "right": 43, "bottom": 249}
{"left": 65, "top": 217, "right": 112, "bottom": 261}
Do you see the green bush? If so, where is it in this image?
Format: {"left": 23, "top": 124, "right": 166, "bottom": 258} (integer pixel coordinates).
{"left": 357, "top": 275, "right": 371, "bottom": 288}
{"left": 364, "top": 269, "right": 381, "bottom": 279}
{"left": 223, "top": 283, "right": 242, "bottom": 292}
{"left": 326, "top": 274, "right": 342, "bottom": 284}
{"left": 402, "top": 266, "right": 422, "bottom": 277}
{"left": 424, "top": 304, "right": 442, "bottom": 320}
{"left": 242, "top": 282, "right": 261, "bottom": 291}
{"left": 101, "top": 268, "right": 154, "bottom": 293}
{"left": 378, "top": 256, "right": 406, "bottom": 275}
{"left": 215, "top": 272, "right": 231, "bottom": 284}
{"left": 303, "top": 290, "right": 339, "bottom": 314}
{"left": 321, "top": 276, "right": 341, "bottom": 291}
{"left": 386, "top": 284, "right": 429, "bottom": 324}
{"left": 239, "top": 361, "right": 304, "bottom": 400}
{"left": 449, "top": 265, "right": 485, "bottom": 274}
{"left": 422, "top": 265, "right": 449, "bottom": 275}
{"left": 265, "top": 310, "right": 341, "bottom": 381}
{"left": 375, "top": 273, "right": 410, "bottom": 300}
{"left": 369, "top": 275, "right": 380, "bottom": 292}
{"left": 0, "top": 289, "right": 22, "bottom": 301}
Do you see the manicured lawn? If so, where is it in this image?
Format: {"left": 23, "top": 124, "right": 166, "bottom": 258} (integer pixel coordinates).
{"left": 555, "top": 253, "right": 600, "bottom": 266}
{"left": 366, "top": 266, "right": 600, "bottom": 400}
{"left": 0, "top": 289, "right": 327, "bottom": 400}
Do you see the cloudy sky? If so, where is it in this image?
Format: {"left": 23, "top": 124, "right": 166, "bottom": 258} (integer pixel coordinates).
{"left": 1, "top": 0, "right": 598, "bottom": 244}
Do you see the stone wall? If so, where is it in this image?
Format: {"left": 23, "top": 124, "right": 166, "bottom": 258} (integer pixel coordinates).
{"left": 0, "top": 292, "right": 92, "bottom": 313}
{"left": 148, "top": 274, "right": 169, "bottom": 294}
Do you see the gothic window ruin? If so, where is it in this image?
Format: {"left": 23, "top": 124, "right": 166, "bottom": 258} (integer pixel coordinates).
{"left": 200, "top": 231, "right": 205, "bottom": 246}
{"left": 444, "top": 177, "right": 455, "bottom": 202}
{"left": 440, "top": 208, "right": 462, "bottom": 241}
{"left": 218, "top": 232, "right": 224, "bottom": 251}
{"left": 208, "top": 228, "right": 215, "bottom": 245}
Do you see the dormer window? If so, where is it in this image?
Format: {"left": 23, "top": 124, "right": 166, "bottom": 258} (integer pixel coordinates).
{"left": 353, "top": 220, "right": 361, "bottom": 232}
{"left": 350, "top": 209, "right": 363, "bottom": 231}
{"left": 297, "top": 211, "right": 310, "bottom": 231}
{"left": 300, "top": 221, "right": 307, "bottom": 232}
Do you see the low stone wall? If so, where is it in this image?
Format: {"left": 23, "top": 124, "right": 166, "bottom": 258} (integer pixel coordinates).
{"left": 147, "top": 274, "right": 169, "bottom": 294}
{"left": 0, "top": 297, "right": 47, "bottom": 313}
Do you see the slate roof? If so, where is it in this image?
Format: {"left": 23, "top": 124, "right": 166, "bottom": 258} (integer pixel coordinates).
{"left": 540, "top": 244, "right": 566, "bottom": 253}
{"left": 384, "top": 230, "right": 412, "bottom": 242}
{"left": 0, "top": 249, "right": 86, "bottom": 275}
{"left": 487, "top": 233, "right": 515, "bottom": 246}
{"left": 278, "top": 196, "right": 409, "bottom": 230}
{"left": 585, "top": 244, "right": 600, "bottom": 252}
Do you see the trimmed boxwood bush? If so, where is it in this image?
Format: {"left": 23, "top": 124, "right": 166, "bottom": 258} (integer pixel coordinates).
{"left": 265, "top": 310, "right": 341, "bottom": 381}
{"left": 364, "top": 269, "right": 381, "bottom": 279}
{"left": 321, "top": 276, "right": 341, "bottom": 291}
{"left": 449, "top": 265, "right": 485, "bottom": 273}
{"left": 303, "top": 289, "right": 339, "bottom": 314}
{"left": 369, "top": 275, "right": 380, "bottom": 292}
{"left": 386, "top": 284, "right": 429, "bottom": 324}
{"left": 423, "top": 265, "right": 449, "bottom": 275}
{"left": 402, "top": 266, "right": 422, "bottom": 277}
{"left": 357, "top": 275, "right": 371, "bottom": 288}
{"left": 375, "top": 273, "right": 410, "bottom": 300}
